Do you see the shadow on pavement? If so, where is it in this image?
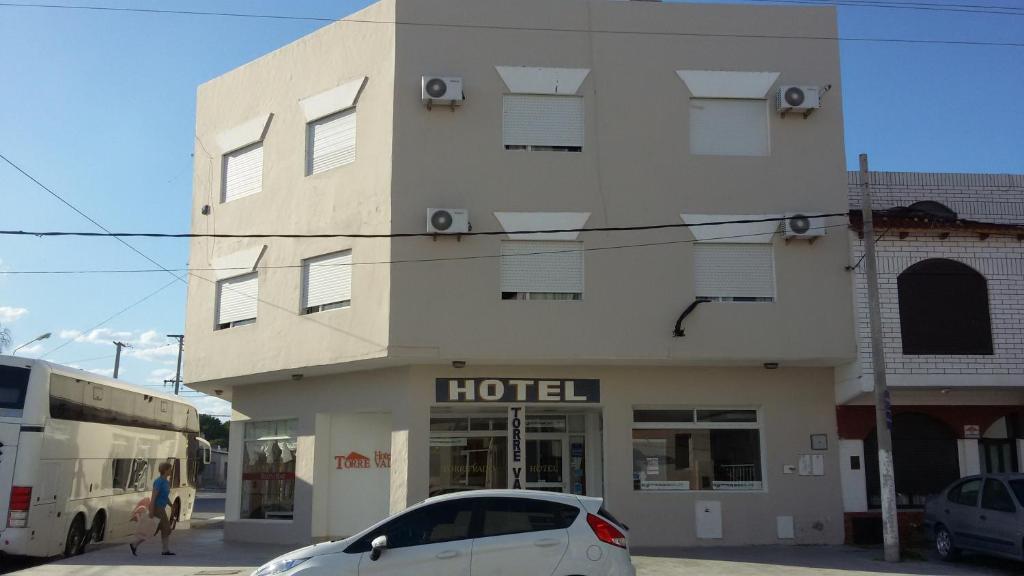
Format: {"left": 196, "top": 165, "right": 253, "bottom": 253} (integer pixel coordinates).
{"left": 631, "top": 545, "right": 1021, "bottom": 575}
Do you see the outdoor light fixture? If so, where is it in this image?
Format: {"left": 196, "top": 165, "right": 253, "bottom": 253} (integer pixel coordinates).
{"left": 12, "top": 332, "right": 51, "bottom": 354}
{"left": 452, "top": 360, "right": 466, "bottom": 369}
{"left": 291, "top": 374, "right": 304, "bottom": 381}
{"left": 763, "top": 362, "right": 779, "bottom": 370}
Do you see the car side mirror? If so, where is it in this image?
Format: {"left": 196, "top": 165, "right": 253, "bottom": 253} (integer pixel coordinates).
{"left": 370, "top": 535, "right": 387, "bottom": 561}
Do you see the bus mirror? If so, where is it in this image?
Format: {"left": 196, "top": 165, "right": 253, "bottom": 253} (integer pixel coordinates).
{"left": 198, "top": 447, "right": 211, "bottom": 465}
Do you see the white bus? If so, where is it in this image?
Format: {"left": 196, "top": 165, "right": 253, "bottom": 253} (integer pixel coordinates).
{"left": 0, "top": 356, "right": 211, "bottom": 558}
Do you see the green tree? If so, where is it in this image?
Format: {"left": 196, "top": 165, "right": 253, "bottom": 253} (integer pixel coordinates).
{"left": 199, "top": 414, "right": 230, "bottom": 448}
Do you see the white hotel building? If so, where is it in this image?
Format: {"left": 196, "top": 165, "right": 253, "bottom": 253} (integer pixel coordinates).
{"left": 183, "top": 0, "right": 858, "bottom": 547}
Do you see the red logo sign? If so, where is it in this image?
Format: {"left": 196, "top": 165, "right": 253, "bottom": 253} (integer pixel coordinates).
{"left": 335, "top": 450, "right": 391, "bottom": 469}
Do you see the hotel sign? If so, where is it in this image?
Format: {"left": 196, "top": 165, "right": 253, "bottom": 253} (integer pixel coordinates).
{"left": 436, "top": 378, "right": 600, "bottom": 403}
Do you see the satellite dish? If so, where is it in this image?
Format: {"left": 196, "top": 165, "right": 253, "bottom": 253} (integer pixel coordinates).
{"left": 784, "top": 86, "right": 805, "bottom": 107}
{"left": 788, "top": 214, "right": 811, "bottom": 234}
{"left": 430, "top": 209, "right": 454, "bottom": 231}
{"left": 425, "top": 78, "right": 448, "bottom": 99}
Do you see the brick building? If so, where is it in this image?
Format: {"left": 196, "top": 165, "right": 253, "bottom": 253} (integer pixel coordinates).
{"left": 837, "top": 171, "right": 1024, "bottom": 542}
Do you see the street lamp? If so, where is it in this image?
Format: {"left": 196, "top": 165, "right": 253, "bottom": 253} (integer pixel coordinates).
{"left": 12, "top": 332, "right": 51, "bottom": 355}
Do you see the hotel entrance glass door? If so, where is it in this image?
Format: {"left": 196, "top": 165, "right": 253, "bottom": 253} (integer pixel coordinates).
{"left": 525, "top": 436, "right": 566, "bottom": 492}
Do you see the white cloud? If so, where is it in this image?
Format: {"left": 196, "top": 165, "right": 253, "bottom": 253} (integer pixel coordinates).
{"left": 130, "top": 345, "right": 179, "bottom": 362}
{"left": 18, "top": 343, "right": 44, "bottom": 356}
{"left": 87, "top": 368, "right": 115, "bottom": 378}
{"left": 0, "top": 306, "right": 28, "bottom": 323}
{"left": 147, "top": 368, "right": 176, "bottom": 385}
{"left": 55, "top": 327, "right": 181, "bottom": 364}
{"left": 188, "top": 395, "right": 232, "bottom": 418}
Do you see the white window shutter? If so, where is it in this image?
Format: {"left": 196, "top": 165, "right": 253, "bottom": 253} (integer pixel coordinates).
{"left": 308, "top": 108, "right": 357, "bottom": 175}
{"left": 303, "top": 251, "right": 352, "bottom": 308}
{"left": 689, "top": 99, "right": 769, "bottom": 156}
{"left": 502, "top": 95, "right": 584, "bottom": 148}
{"left": 217, "top": 273, "right": 258, "bottom": 325}
{"left": 694, "top": 244, "right": 775, "bottom": 299}
{"left": 222, "top": 143, "right": 264, "bottom": 202}
{"left": 500, "top": 241, "right": 584, "bottom": 294}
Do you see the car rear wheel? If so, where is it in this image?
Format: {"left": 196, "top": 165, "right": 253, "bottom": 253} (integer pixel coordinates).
{"left": 935, "top": 525, "right": 960, "bottom": 561}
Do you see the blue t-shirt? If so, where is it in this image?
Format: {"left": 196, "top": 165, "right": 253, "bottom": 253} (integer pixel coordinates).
{"left": 153, "top": 476, "right": 171, "bottom": 508}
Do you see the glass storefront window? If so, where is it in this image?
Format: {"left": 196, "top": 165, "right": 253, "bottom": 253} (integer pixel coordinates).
{"left": 429, "top": 436, "right": 507, "bottom": 496}
{"left": 241, "top": 419, "right": 297, "bottom": 520}
{"left": 632, "top": 408, "right": 762, "bottom": 491}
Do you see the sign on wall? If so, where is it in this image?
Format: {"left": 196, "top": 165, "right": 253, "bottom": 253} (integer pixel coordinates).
{"left": 508, "top": 405, "right": 525, "bottom": 489}
{"left": 436, "top": 378, "right": 600, "bottom": 403}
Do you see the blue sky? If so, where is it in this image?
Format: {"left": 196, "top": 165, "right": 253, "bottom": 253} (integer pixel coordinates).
{"left": 1, "top": 0, "right": 1021, "bottom": 418}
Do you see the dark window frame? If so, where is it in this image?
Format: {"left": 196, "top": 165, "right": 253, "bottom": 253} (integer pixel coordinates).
{"left": 0, "top": 365, "right": 31, "bottom": 410}
{"left": 897, "top": 258, "right": 993, "bottom": 355}
{"left": 981, "top": 478, "right": 1016, "bottom": 513}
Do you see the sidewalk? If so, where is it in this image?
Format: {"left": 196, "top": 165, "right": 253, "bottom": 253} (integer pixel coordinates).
{"left": 9, "top": 527, "right": 1020, "bottom": 576}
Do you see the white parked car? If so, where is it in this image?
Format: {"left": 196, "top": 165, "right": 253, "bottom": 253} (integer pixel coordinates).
{"left": 252, "top": 490, "right": 636, "bottom": 576}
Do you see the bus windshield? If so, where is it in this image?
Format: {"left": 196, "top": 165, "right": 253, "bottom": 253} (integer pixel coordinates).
{"left": 0, "top": 365, "right": 31, "bottom": 412}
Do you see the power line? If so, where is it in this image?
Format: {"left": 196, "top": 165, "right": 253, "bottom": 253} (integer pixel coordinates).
{"left": 0, "top": 213, "right": 847, "bottom": 240}
{"left": 0, "top": 2, "right": 1021, "bottom": 47}
{"left": 0, "top": 152, "right": 187, "bottom": 286}
{"left": 39, "top": 277, "right": 180, "bottom": 358}
{"left": 0, "top": 222, "right": 853, "bottom": 276}
{"left": 55, "top": 353, "right": 115, "bottom": 365}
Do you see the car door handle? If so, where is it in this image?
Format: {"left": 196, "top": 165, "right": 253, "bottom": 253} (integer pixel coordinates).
{"left": 534, "top": 538, "right": 562, "bottom": 548}
{"left": 436, "top": 550, "right": 459, "bottom": 559}
{"left": 979, "top": 515, "right": 987, "bottom": 521}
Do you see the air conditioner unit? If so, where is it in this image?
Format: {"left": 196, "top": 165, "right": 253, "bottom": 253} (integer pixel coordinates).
{"left": 782, "top": 213, "right": 827, "bottom": 240}
{"left": 427, "top": 208, "right": 470, "bottom": 234}
{"left": 777, "top": 85, "right": 821, "bottom": 116}
{"left": 421, "top": 76, "right": 464, "bottom": 107}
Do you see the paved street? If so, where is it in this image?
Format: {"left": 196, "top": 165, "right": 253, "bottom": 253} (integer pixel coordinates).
{"left": 6, "top": 523, "right": 1021, "bottom": 576}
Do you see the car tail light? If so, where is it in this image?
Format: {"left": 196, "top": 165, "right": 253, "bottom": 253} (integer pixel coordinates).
{"left": 587, "top": 513, "right": 627, "bottom": 548}
{"left": 7, "top": 486, "right": 32, "bottom": 528}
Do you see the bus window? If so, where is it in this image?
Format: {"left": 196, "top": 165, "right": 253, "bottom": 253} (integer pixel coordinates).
{"left": 0, "top": 365, "right": 31, "bottom": 411}
{"left": 129, "top": 459, "right": 150, "bottom": 492}
{"left": 171, "top": 458, "right": 181, "bottom": 488}
{"left": 112, "top": 459, "right": 132, "bottom": 494}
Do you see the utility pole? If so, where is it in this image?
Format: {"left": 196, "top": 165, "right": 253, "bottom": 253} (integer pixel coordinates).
{"left": 168, "top": 334, "right": 185, "bottom": 395}
{"left": 112, "top": 341, "right": 131, "bottom": 379}
{"left": 860, "top": 153, "right": 900, "bottom": 562}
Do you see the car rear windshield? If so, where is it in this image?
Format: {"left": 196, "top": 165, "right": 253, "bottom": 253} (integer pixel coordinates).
{"left": 0, "top": 365, "right": 31, "bottom": 410}
{"left": 1010, "top": 480, "right": 1024, "bottom": 508}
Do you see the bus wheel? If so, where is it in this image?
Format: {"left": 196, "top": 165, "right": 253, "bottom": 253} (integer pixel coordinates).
{"left": 64, "top": 515, "right": 86, "bottom": 557}
{"left": 90, "top": 511, "right": 107, "bottom": 543}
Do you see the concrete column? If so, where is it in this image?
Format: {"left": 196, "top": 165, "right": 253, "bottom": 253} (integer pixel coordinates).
{"left": 839, "top": 439, "right": 867, "bottom": 512}
{"left": 957, "top": 439, "right": 981, "bottom": 477}
{"left": 310, "top": 413, "right": 331, "bottom": 538}
{"left": 224, "top": 418, "right": 244, "bottom": 521}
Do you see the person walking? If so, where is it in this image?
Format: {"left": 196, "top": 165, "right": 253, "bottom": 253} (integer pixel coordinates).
{"left": 129, "top": 461, "right": 175, "bottom": 556}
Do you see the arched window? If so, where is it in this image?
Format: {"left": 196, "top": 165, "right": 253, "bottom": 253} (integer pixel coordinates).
{"left": 897, "top": 258, "right": 993, "bottom": 355}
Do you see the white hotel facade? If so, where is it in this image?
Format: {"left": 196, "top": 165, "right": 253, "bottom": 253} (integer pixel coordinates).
{"left": 183, "top": 0, "right": 859, "bottom": 547}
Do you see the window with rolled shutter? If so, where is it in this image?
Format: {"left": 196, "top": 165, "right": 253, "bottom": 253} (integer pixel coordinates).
{"left": 694, "top": 244, "right": 774, "bottom": 301}
{"left": 689, "top": 99, "right": 769, "bottom": 157}
{"left": 302, "top": 251, "right": 352, "bottom": 313}
{"left": 307, "top": 108, "right": 357, "bottom": 175}
{"left": 222, "top": 143, "right": 264, "bottom": 203}
{"left": 502, "top": 95, "right": 584, "bottom": 151}
{"left": 500, "top": 241, "right": 583, "bottom": 300}
{"left": 216, "top": 273, "right": 258, "bottom": 329}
